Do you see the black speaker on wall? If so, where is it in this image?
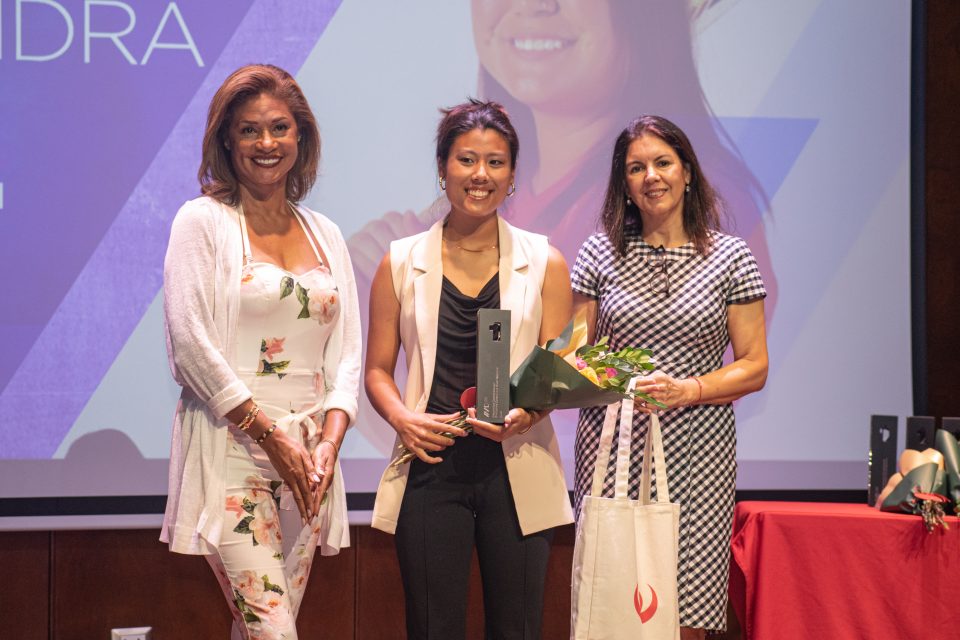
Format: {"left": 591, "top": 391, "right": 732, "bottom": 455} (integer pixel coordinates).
{"left": 869, "top": 415, "right": 898, "bottom": 506}
{"left": 905, "top": 416, "right": 936, "bottom": 450}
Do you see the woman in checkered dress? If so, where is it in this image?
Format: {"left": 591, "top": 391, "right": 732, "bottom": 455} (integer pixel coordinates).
{"left": 571, "top": 115, "right": 769, "bottom": 639}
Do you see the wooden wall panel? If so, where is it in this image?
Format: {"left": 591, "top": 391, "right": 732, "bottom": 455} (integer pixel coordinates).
{"left": 52, "top": 529, "right": 230, "bottom": 640}
{"left": 542, "top": 525, "right": 574, "bottom": 638}
{"left": 925, "top": 0, "right": 960, "bottom": 418}
{"left": 0, "top": 531, "right": 50, "bottom": 640}
{"left": 354, "top": 525, "right": 407, "bottom": 639}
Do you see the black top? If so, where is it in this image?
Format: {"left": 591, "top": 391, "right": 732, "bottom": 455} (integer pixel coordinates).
{"left": 425, "top": 274, "right": 500, "bottom": 414}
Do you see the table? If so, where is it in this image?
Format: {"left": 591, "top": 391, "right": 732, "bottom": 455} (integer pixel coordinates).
{"left": 729, "top": 502, "right": 960, "bottom": 639}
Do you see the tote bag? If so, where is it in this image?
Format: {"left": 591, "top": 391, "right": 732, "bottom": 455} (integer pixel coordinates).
{"left": 571, "top": 383, "right": 680, "bottom": 639}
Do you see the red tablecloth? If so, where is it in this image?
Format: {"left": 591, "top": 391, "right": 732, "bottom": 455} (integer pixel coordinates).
{"left": 729, "top": 502, "right": 960, "bottom": 639}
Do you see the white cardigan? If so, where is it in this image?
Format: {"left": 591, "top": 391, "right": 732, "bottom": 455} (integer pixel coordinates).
{"left": 371, "top": 216, "right": 573, "bottom": 536}
{"left": 160, "top": 196, "right": 361, "bottom": 555}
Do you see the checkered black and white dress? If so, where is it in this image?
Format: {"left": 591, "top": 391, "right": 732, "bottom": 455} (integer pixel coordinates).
{"left": 570, "top": 229, "right": 766, "bottom": 632}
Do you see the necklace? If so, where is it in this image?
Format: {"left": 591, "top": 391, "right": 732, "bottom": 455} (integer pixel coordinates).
{"left": 442, "top": 236, "right": 498, "bottom": 253}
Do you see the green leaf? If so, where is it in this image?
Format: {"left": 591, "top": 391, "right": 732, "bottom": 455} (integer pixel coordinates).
{"left": 273, "top": 552, "right": 284, "bottom": 561}
{"left": 634, "top": 391, "right": 667, "bottom": 409}
{"left": 258, "top": 359, "right": 291, "bottom": 377}
{"left": 296, "top": 283, "right": 311, "bottom": 319}
{"left": 243, "top": 611, "right": 261, "bottom": 624}
{"left": 260, "top": 338, "right": 267, "bottom": 355}
{"left": 233, "top": 516, "right": 254, "bottom": 536}
{"left": 280, "top": 276, "right": 295, "bottom": 299}
{"left": 296, "top": 282, "right": 310, "bottom": 306}
{"left": 262, "top": 575, "right": 285, "bottom": 595}
{"left": 242, "top": 497, "right": 256, "bottom": 514}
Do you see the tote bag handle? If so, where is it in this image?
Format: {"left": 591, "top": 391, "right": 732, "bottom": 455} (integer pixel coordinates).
{"left": 590, "top": 377, "right": 670, "bottom": 504}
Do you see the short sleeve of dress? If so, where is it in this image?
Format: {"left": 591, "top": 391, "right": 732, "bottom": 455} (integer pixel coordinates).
{"left": 571, "top": 234, "right": 603, "bottom": 299}
{"left": 726, "top": 238, "right": 767, "bottom": 305}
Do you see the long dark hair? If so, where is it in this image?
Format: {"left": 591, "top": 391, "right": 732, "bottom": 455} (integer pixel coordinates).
{"left": 199, "top": 64, "right": 321, "bottom": 206}
{"left": 602, "top": 116, "right": 721, "bottom": 256}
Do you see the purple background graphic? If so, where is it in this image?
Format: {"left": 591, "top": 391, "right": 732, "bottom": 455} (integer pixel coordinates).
{"left": 0, "top": 0, "right": 343, "bottom": 457}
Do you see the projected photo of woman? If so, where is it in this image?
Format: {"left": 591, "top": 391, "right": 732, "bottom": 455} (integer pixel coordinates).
{"left": 349, "top": 0, "right": 773, "bottom": 454}
{"left": 161, "top": 64, "right": 361, "bottom": 639}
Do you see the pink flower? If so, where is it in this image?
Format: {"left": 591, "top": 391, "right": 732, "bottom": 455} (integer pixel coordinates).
{"left": 263, "top": 599, "right": 294, "bottom": 636}
{"left": 225, "top": 496, "right": 245, "bottom": 518}
{"left": 289, "top": 556, "right": 313, "bottom": 592}
{"left": 263, "top": 337, "right": 286, "bottom": 361}
{"left": 250, "top": 506, "right": 282, "bottom": 547}
{"left": 575, "top": 356, "right": 587, "bottom": 370}
{"left": 308, "top": 291, "right": 340, "bottom": 323}
{"left": 235, "top": 570, "right": 264, "bottom": 603}
{"left": 262, "top": 589, "right": 284, "bottom": 610}
{"left": 606, "top": 368, "right": 618, "bottom": 380}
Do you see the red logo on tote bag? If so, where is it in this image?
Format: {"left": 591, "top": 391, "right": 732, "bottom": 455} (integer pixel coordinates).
{"left": 634, "top": 583, "right": 658, "bottom": 623}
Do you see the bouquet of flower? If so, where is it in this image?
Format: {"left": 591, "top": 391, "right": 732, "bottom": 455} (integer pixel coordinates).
{"left": 391, "top": 312, "right": 666, "bottom": 466}
{"left": 877, "top": 447, "right": 949, "bottom": 533}
{"left": 936, "top": 429, "right": 960, "bottom": 516}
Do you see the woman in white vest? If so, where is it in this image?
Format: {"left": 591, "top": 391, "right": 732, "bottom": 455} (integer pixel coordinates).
{"left": 366, "top": 99, "right": 574, "bottom": 639}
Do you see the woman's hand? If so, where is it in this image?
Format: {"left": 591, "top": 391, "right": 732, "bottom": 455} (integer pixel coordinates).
{"left": 259, "top": 430, "right": 321, "bottom": 523}
{"left": 391, "top": 409, "right": 465, "bottom": 464}
{"left": 311, "top": 439, "right": 338, "bottom": 516}
{"left": 632, "top": 372, "right": 699, "bottom": 413}
{"left": 466, "top": 407, "right": 542, "bottom": 442}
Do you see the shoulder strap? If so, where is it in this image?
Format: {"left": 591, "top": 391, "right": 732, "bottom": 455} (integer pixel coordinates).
{"left": 290, "top": 204, "right": 324, "bottom": 265}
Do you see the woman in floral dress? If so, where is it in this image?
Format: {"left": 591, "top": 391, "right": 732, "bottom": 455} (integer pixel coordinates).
{"left": 161, "top": 64, "right": 361, "bottom": 640}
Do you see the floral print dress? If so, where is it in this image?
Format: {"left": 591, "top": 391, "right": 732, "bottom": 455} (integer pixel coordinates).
{"left": 211, "top": 206, "right": 340, "bottom": 640}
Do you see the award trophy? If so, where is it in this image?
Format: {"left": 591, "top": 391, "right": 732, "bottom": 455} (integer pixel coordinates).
{"left": 868, "top": 415, "right": 897, "bottom": 506}
{"left": 906, "top": 415, "right": 936, "bottom": 451}
{"left": 476, "top": 308, "right": 511, "bottom": 424}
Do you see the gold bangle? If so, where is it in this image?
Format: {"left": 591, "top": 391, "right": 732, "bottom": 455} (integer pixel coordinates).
{"left": 518, "top": 410, "right": 540, "bottom": 435}
{"left": 319, "top": 438, "right": 340, "bottom": 459}
{"left": 255, "top": 424, "right": 277, "bottom": 445}
{"left": 237, "top": 405, "right": 260, "bottom": 431}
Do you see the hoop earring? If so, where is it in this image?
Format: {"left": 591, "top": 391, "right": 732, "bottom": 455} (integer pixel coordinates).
{"left": 439, "top": 177, "right": 446, "bottom": 191}
{"left": 507, "top": 183, "right": 516, "bottom": 197}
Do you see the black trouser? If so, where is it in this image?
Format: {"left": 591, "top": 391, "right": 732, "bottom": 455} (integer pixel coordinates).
{"left": 395, "top": 433, "right": 554, "bottom": 640}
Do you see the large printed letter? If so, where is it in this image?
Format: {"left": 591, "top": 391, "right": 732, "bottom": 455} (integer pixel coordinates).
{"left": 140, "top": 2, "right": 203, "bottom": 67}
{"left": 16, "top": 0, "right": 74, "bottom": 62}
{"left": 84, "top": 0, "right": 137, "bottom": 65}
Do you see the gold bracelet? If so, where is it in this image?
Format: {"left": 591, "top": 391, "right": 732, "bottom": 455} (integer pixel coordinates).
{"left": 237, "top": 405, "right": 260, "bottom": 431}
{"left": 518, "top": 410, "right": 540, "bottom": 435}
{"left": 255, "top": 424, "right": 277, "bottom": 445}
{"left": 319, "top": 438, "right": 340, "bottom": 459}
